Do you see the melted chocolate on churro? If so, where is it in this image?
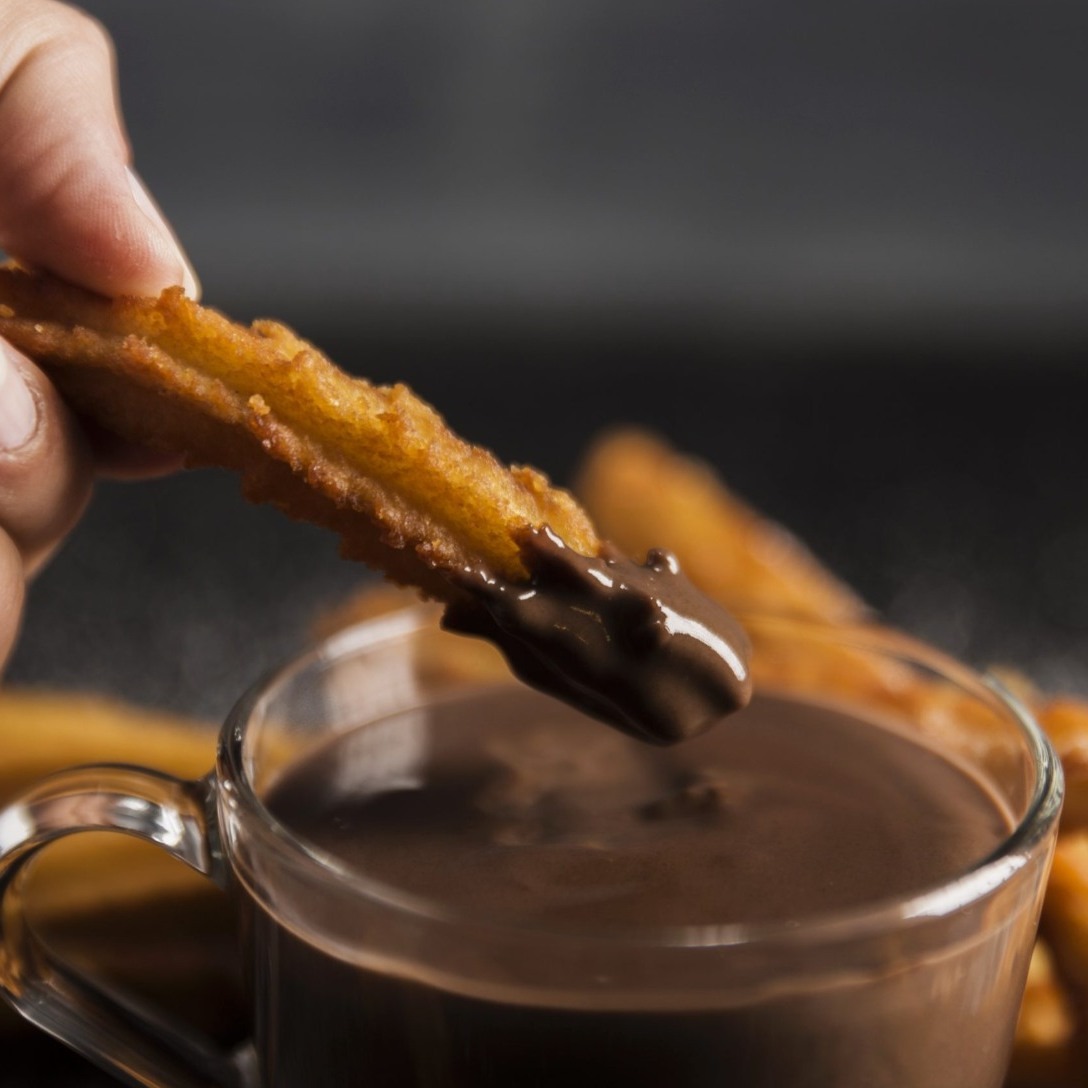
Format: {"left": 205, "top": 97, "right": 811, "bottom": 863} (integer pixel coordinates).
{"left": 442, "top": 528, "right": 751, "bottom": 745}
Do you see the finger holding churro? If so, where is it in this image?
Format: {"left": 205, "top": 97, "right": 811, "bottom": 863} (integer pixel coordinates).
{"left": 0, "top": 0, "right": 203, "bottom": 675}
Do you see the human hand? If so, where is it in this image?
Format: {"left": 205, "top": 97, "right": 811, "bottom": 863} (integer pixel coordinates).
{"left": 0, "top": 0, "right": 198, "bottom": 664}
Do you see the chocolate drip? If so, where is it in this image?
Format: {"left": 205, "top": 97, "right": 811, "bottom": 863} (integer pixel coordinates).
{"left": 442, "top": 528, "right": 751, "bottom": 744}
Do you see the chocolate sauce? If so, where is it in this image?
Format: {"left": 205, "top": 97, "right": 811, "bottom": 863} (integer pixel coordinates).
{"left": 443, "top": 528, "right": 752, "bottom": 744}
{"left": 248, "top": 686, "right": 1028, "bottom": 1088}
{"left": 268, "top": 687, "right": 1011, "bottom": 927}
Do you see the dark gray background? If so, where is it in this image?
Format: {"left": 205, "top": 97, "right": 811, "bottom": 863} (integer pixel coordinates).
{"left": 3, "top": 2, "right": 1087, "bottom": 1082}
{"left": 77, "top": 0, "right": 1088, "bottom": 340}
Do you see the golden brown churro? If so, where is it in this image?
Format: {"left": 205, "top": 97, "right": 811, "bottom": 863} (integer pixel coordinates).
{"left": 577, "top": 429, "right": 867, "bottom": 624}
{"left": 0, "top": 691, "right": 238, "bottom": 1041}
{"left": 1040, "top": 699, "right": 1088, "bottom": 833}
{"left": 0, "top": 688, "right": 212, "bottom": 799}
{"left": 0, "top": 270, "right": 756, "bottom": 743}
{"left": 1007, "top": 941, "right": 1079, "bottom": 1087}
{"left": 0, "top": 265, "right": 598, "bottom": 601}
{"left": 0, "top": 689, "right": 215, "bottom": 921}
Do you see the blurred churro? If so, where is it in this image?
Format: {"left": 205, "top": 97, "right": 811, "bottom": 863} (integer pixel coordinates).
{"left": 312, "top": 582, "right": 424, "bottom": 641}
{"left": 0, "top": 690, "right": 238, "bottom": 1040}
{"left": 577, "top": 430, "right": 866, "bottom": 623}
{"left": 0, "top": 688, "right": 212, "bottom": 798}
{"left": 312, "top": 584, "right": 509, "bottom": 688}
{"left": 1043, "top": 833, "right": 1088, "bottom": 998}
{"left": 1007, "top": 941, "right": 1079, "bottom": 1088}
{"left": 1040, "top": 700, "right": 1088, "bottom": 833}
{"left": 575, "top": 429, "right": 1088, "bottom": 1085}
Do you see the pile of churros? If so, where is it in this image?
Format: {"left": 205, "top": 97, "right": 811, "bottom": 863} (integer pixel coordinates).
{"left": 0, "top": 267, "right": 1086, "bottom": 1083}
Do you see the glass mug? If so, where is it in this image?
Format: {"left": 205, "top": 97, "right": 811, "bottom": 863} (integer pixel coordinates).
{"left": 0, "top": 610, "right": 1063, "bottom": 1087}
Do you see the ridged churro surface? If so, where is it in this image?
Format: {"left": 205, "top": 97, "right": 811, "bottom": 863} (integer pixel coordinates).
{"left": 0, "top": 266, "right": 599, "bottom": 600}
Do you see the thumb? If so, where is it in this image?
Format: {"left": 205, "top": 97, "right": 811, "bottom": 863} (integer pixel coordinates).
{"left": 0, "top": 1, "right": 199, "bottom": 299}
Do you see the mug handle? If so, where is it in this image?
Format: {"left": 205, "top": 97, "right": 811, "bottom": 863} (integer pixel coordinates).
{"left": 0, "top": 763, "right": 248, "bottom": 1088}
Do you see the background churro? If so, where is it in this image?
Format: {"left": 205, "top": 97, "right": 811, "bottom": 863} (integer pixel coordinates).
{"left": 575, "top": 430, "right": 1088, "bottom": 1088}
{"left": 0, "top": 691, "right": 240, "bottom": 1043}
{"left": 577, "top": 430, "right": 868, "bottom": 624}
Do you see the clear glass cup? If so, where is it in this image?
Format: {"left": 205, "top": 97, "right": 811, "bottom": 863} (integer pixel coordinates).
{"left": 0, "top": 609, "right": 1063, "bottom": 1087}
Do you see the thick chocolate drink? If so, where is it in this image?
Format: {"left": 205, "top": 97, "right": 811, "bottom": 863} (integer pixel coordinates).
{"left": 246, "top": 685, "right": 1029, "bottom": 1088}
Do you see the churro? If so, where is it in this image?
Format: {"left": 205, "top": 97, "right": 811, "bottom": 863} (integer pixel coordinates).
{"left": 1041, "top": 699, "right": 1088, "bottom": 833}
{"left": 1007, "top": 941, "right": 1079, "bottom": 1087}
{"left": 0, "top": 690, "right": 237, "bottom": 1040}
{"left": 0, "top": 266, "right": 597, "bottom": 599}
{"left": 577, "top": 430, "right": 867, "bottom": 624}
{"left": 0, "top": 268, "right": 751, "bottom": 742}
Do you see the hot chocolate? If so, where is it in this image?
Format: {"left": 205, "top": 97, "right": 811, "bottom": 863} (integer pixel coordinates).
{"left": 248, "top": 683, "right": 1024, "bottom": 1088}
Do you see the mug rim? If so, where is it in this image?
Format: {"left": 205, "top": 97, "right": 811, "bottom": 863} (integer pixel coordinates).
{"left": 219, "top": 606, "right": 1064, "bottom": 950}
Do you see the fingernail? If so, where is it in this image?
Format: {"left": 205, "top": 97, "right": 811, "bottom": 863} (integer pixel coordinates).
{"left": 0, "top": 343, "right": 38, "bottom": 452}
{"left": 126, "top": 167, "right": 201, "bottom": 299}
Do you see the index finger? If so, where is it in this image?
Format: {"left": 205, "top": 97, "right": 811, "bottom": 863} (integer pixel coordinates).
{"left": 0, "top": 0, "right": 198, "bottom": 299}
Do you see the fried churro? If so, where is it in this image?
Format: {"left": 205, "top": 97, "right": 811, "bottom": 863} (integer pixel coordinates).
{"left": 0, "top": 689, "right": 216, "bottom": 920}
{"left": 1041, "top": 699, "right": 1088, "bottom": 833}
{"left": 577, "top": 429, "right": 867, "bottom": 624}
{"left": 0, "top": 690, "right": 239, "bottom": 1041}
{"left": 0, "top": 266, "right": 596, "bottom": 597}
{"left": 1007, "top": 941, "right": 1080, "bottom": 1088}
{"left": 0, "top": 688, "right": 212, "bottom": 799}
{"left": 0, "top": 268, "right": 750, "bottom": 742}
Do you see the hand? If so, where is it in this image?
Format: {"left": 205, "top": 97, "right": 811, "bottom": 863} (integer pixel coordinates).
{"left": 0, "top": 0, "right": 198, "bottom": 665}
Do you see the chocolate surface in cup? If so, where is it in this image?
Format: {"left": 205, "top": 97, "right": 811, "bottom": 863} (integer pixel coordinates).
{"left": 267, "top": 687, "right": 1009, "bottom": 926}
{"left": 247, "top": 685, "right": 1025, "bottom": 1088}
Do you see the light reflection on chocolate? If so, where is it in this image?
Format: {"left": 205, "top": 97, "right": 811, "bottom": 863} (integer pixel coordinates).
{"left": 442, "top": 528, "right": 752, "bottom": 744}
